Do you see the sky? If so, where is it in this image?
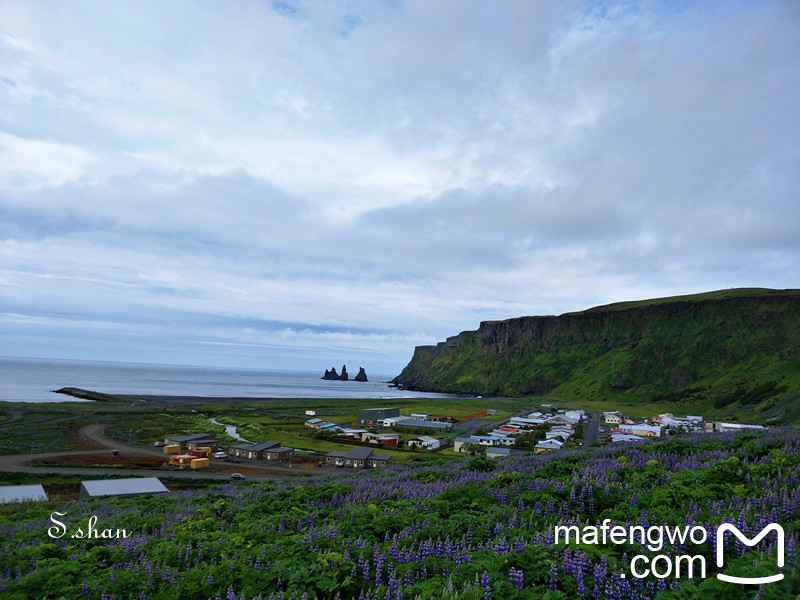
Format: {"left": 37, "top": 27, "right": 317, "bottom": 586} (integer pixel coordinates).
{"left": 1, "top": 1, "right": 798, "bottom": 375}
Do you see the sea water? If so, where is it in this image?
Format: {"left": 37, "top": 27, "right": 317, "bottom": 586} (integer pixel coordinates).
{"left": 0, "top": 356, "right": 454, "bottom": 403}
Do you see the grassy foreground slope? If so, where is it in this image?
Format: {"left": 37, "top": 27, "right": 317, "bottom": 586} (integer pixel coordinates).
{"left": 1, "top": 429, "right": 798, "bottom": 599}
{"left": 393, "top": 289, "right": 800, "bottom": 422}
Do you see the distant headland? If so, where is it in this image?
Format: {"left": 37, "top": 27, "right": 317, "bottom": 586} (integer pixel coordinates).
{"left": 322, "top": 365, "right": 368, "bottom": 382}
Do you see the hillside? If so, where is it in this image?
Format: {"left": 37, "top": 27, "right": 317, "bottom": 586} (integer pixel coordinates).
{"left": 393, "top": 288, "right": 800, "bottom": 423}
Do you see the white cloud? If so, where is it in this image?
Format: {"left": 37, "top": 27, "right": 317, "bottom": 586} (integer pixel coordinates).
{"left": 0, "top": 132, "right": 94, "bottom": 188}
{"left": 0, "top": 0, "right": 798, "bottom": 372}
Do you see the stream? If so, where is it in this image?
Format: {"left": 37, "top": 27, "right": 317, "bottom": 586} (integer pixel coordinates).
{"left": 207, "top": 416, "right": 251, "bottom": 443}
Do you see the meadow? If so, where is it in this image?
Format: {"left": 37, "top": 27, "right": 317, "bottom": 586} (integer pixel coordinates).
{"left": 0, "top": 428, "right": 797, "bottom": 599}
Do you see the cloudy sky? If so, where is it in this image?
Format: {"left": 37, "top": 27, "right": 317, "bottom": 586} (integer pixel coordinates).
{"left": 1, "top": 1, "right": 798, "bottom": 374}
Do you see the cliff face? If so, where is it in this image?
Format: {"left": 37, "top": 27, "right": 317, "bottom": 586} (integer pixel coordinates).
{"left": 392, "top": 289, "right": 800, "bottom": 414}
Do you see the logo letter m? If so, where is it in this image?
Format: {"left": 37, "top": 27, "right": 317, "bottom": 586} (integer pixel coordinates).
{"left": 716, "top": 523, "right": 785, "bottom": 584}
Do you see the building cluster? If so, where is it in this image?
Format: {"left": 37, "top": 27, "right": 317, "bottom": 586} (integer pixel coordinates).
{"left": 602, "top": 411, "right": 664, "bottom": 443}
{"left": 161, "top": 433, "right": 294, "bottom": 465}
{"left": 454, "top": 409, "right": 585, "bottom": 454}
{"left": 355, "top": 407, "right": 454, "bottom": 432}
{"left": 603, "top": 411, "right": 765, "bottom": 443}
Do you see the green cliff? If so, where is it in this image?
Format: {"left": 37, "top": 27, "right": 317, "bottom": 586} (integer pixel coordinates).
{"left": 393, "top": 288, "right": 800, "bottom": 422}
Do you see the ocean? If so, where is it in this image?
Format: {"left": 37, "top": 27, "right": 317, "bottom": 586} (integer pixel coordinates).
{"left": 0, "top": 356, "right": 456, "bottom": 403}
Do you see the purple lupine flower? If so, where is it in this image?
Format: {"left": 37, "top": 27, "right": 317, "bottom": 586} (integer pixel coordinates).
{"left": 548, "top": 563, "right": 558, "bottom": 590}
{"left": 508, "top": 567, "right": 524, "bottom": 590}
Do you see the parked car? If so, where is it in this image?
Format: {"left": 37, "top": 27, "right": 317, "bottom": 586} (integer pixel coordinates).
{"left": 212, "top": 451, "right": 228, "bottom": 459}
{"left": 153, "top": 441, "right": 166, "bottom": 447}
{"left": 230, "top": 473, "right": 246, "bottom": 481}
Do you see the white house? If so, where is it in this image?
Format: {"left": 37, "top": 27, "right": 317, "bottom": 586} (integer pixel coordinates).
{"left": 611, "top": 433, "right": 643, "bottom": 443}
{"left": 378, "top": 416, "right": 413, "bottom": 427}
{"left": 546, "top": 414, "right": 578, "bottom": 427}
{"left": 509, "top": 417, "right": 545, "bottom": 429}
{"left": 406, "top": 435, "right": 440, "bottom": 450}
{"left": 534, "top": 439, "right": 563, "bottom": 453}
{"left": 715, "top": 422, "right": 765, "bottom": 433}
{"left": 603, "top": 411, "right": 623, "bottom": 425}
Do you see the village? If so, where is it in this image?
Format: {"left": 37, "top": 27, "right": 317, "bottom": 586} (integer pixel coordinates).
{"left": 147, "top": 406, "right": 769, "bottom": 474}
{"left": 0, "top": 401, "right": 771, "bottom": 505}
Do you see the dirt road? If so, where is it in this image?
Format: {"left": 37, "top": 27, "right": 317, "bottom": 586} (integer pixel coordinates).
{"left": 0, "top": 424, "right": 315, "bottom": 482}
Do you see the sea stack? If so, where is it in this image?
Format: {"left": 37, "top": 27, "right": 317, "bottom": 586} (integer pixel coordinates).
{"left": 354, "top": 367, "right": 368, "bottom": 382}
{"left": 322, "top": 365, "right": 350, "bottom": 381}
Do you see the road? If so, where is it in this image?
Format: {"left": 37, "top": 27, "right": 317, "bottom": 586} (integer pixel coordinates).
{"left": 583, "top": 412, "right": 600, "bottom": 445}
{"left": 0, "top": 424, "right": 312, "bottom": 483}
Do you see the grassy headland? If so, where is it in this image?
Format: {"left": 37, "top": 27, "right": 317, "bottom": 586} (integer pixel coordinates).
{"left": 393, "top": 288, "right": 800, "bottom": 423}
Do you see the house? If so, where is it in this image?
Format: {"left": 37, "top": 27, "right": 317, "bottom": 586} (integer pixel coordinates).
{"left": 378, "top": 416, "right": 412, "bottom": 427}
{"left": 164, "top": 433, "right": 215, "bottom": 450}
{"left": 603, "top": 412, "right": 623, "bottom": 425}
{"left": 546, "top": 415, "right": 578, "bottom": 427}
{"left": 338, "top": 428, "right": 368, "bottom": 440}
{"left": 357, "top": 407, "right": 400, "bottom": 425}
{"left": 391, "top": 419, "right": 453, "bottom": 432}
{"left": 715, "top": 422, "right": 765, "bottom": 433}
{"left": 186, "top": 439, "right": 218, "bottom": 451}
{"left": 470, "top": 435, "right": 501, "bottom": 446}
{"left": 324, "top": 447, "right": 392, "bottom": 468}
{"left": 410, "top": 413, "right": 429, "bottom": 420}
{"left": 0, "top": 484, "right": 47, "bottom": 503}
{"left": 406, "top": 435, "right": 440, "bottom": 450}
{"left": 229, "top": 441, "right": 294, "bottom": 461}
{"left": 564, "top": 410, "right": 584, "bottom": 421}
{"left": 534, "top": 439, "right": 564, "bottom": 453}
{"left": 305, "top": 418, "right": 324, "bottom": 428}
{"left": 509, "top": 417, "right": 545, "bottom": 429}
{"left": 453, "top": 437, "right": 477, "bottom": 453}
{"left": 361, "top": 432, "right": 400, "bottom": 447}
{"left": 549, "top": 425, "right": 573, "bottom": 435}
{"left": 616, "top": 424, "right": 661, "bottom": 437}
{"left": 79, "top": 478, "right": 169, "bottom": 499}
{"left": 317, "top": 422, "right": 338, "bottom": 432}
{"left": 611, "top": 433, "right": 643, "bottom": 443}
{"left": 264, "top": 447, "right": 294, "bottom": 461}
{"left": 486, "top": 447, "right": 511, "bottom": 459}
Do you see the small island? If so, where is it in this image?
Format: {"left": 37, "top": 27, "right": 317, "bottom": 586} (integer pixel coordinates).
{"left": 322, "top": 365, "right": 368, "bottom": 382}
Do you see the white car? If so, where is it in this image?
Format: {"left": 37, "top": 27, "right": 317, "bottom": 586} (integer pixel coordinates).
{"left": 212, "top": 451, "right": 228, "bottom": 459}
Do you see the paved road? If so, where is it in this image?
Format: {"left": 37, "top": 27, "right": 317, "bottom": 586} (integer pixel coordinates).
{"left": 583, "top": 412, "right": 600, "bottom": 445}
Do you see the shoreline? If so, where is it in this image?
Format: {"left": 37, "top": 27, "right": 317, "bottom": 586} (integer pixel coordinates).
{"left": 49, "top": 387, "right": 455, "bottom": 407}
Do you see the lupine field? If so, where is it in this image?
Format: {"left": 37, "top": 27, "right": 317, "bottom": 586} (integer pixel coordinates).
{"left": 1, "top": 429, "right": 798, "bottom": 599}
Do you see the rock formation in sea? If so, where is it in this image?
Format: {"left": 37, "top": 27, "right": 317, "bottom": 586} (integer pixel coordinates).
{"left": 354, "top": 367, "right": 368, "bottom": 382}
{"left": 322, "top": 365, "right": 350, "bottom": 381}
